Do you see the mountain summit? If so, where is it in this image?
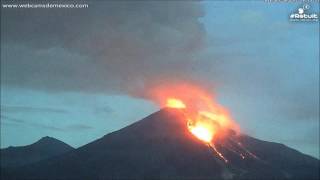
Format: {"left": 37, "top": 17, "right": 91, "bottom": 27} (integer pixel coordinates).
{"left": 2, "top": 109, "right": 319, "bottom": 179}
{"left": 1, "top": 136, "right": 73, "bottom": 168}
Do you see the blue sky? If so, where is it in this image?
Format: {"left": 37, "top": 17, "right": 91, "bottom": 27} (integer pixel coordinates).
{"left": 200, "top": 1, "right": 319, "bottom": 157}
{"left": 1, "top": 1, "right": 319, "bottom": 158}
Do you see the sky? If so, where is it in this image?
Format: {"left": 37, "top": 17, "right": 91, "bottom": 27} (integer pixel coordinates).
{"left": 1, "top": 1, "right": 319, "bottom": 158}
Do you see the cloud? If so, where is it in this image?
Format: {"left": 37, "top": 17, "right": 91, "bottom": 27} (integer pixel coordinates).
{"left": 66, "top": 124, "right": 93, "bottom": 130}
{"left": 1, "top": 115, "right": 93, "bottom": 131}
{"left": 93, "top": 106, "right": 114, "bottom": 115}
{"left": 1, "top": 1, "right": 318, "bottom": 125}
{"left": 1, "top": 115, "right": 24, "bottom": 123}
{"left": 1, "top": 105, "right": 68, "bottom": 114}
{"left": 1, "top": 115, "right": 65, "bottom": 131}
{"left": 1, "top": 1, "right": 206, "bottom": 94}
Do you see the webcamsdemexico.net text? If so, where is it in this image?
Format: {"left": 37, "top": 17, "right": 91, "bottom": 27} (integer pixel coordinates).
{"left": 2, "top": 3, "right": 89, "bottom": 9}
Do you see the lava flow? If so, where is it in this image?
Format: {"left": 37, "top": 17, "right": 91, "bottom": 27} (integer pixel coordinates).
{"left": 166, "top": 97, "right": 230, "bottom": 163}
{"left": 150, "top": 84, "right": 257, "bottom": 163}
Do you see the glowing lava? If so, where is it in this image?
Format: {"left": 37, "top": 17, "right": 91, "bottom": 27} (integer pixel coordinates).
{"left": 188, "top": 123, "right": 213, "bottom": 142}
{"left": 149, "top": 84, "right": 248, "bottom": 163}
{"left": 166, "top": 98, "right": 186, "bottom": 109}
{"left": 186, "top": 112, "right": 220, "bottom": 143}
{"left": 165, "top": 96, "right": 231, "bottom": 163}
{"left": 149, "top": 84, "right": 239, "bottom": 138}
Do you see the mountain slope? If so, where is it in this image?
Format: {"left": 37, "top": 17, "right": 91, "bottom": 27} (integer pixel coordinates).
{"left": 1, "top": 136, "right": 74, "bottom": 168}
{"left": 3, "top": 109, "right": 319, "bottom": 180}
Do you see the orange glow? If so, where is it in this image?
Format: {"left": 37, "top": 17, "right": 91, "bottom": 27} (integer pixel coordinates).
{"left": 150, "top": 84, "right": 239, "bottom": 143}
{"left": 188, "top": 122, "right": 215, "bottom": 142}
{"left": 149, "top": 83, "right": 242, "bottom": 163}
{"left": 166, "top": 98, "right": 186, "bottom": 109}
{"left": 187, "top": 111, "right": 222, "bottom": 142}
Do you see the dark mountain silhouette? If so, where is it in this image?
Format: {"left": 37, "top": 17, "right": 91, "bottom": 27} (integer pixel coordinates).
{"left": 2, "top": 108, "right": 319, "bottom": 179}
{"left": 1, "top": 136, "right": 74, "bottom": 168}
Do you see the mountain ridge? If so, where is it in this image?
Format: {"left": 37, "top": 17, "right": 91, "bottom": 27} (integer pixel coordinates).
{"left": 1, "top": 136, "right": 74, "bottom": 168}
{"left": 1, "top": 108, "right": 319, "bottom": 179}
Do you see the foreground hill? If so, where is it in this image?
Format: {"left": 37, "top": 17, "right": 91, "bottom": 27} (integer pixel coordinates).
{"left": 1, "top": 136, "right": 73, "bottom": 168}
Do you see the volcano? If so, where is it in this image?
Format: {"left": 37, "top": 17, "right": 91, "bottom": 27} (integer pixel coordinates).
{"left": 2, "top": 108, "right": 319, "bottom": 180}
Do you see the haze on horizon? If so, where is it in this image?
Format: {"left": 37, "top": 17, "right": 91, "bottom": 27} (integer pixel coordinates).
{"left": 1, "top": 1, "right": 319, "bottom": 158}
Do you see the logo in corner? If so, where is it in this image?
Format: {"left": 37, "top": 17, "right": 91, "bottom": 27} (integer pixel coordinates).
{"left": 289, "top": 4, "right": 318, "bottom": 22}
